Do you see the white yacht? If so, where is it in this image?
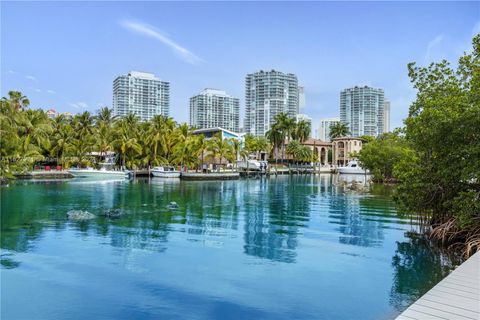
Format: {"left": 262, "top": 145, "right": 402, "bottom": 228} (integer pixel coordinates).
{"left": 237, "top": 159, "right": 263, "bottom": 171}
{"left": 68, "top": 167, "right": 130, "bottom": 179}
{"left": 151, "top": 166, "right": 181, "bottom": 178}
{"left": 337, "top": 160, "right": 369, "bottom": 174}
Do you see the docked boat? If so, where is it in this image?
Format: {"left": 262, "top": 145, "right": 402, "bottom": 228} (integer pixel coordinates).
{"left": 337, "top": 160, "right": 369, "bottom": 174}
{"left": 68, "top": 167, "right": 130, "bottom": 179}
{"left": 151, "top": 166, "right": 181, "bottom": 178}
{"left": 237, "top": 159, "right": 263, "bottom": 171}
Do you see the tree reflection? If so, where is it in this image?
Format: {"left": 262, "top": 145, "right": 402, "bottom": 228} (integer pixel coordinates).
{"left": 389, "top": 234, "right": 457, "bottom": 311}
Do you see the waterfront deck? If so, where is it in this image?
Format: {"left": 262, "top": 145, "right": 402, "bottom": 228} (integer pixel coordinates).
{"left": 396, "top": 251, "right": 480, "bottom": 320}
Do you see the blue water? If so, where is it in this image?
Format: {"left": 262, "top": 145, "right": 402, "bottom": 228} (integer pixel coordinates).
{"left": 0, "top": 175, "right": 453, "bottom": 319}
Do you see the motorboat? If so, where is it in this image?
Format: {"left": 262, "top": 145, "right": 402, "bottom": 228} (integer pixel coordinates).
{"left": 337, "top": 160, "right": 369, "bottom": 174}
{"left": 68, "top": 167, "right": 130, "bottom": 179}
{"left": 237, "top": 159, "right": 263, "bottom": 171}
{"left": 151, "top": 166, "right": 181, "bottom": 178}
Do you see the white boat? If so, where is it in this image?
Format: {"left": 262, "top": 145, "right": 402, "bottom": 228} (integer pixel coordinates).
{"left": 151, "top": 166, "right": 181, "bottom": 178}
{"left": 68, "top": 167, "right": 130, "bottom": 179}
{"left": 337, "top": 160, "right": 369, "bottom": 174}
{"left": 237, "top": 159, "right": 262, "bottom": 171}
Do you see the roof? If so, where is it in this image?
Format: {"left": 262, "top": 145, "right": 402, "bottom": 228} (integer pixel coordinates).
{"left": 192, "top": 127, "right": 241, "bottom": 138}
{"left": 285, "top": 138, "right": 331, "bottom": 147}
{"left": 331, "top": 136, "right": 365, "bottom": 141}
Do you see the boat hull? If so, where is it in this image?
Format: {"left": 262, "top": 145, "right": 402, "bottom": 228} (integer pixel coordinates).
{"left": 237, "top": 160, "right": 262, "bottom": 171}
{"left": 68, "top": 170, "right": 129, "bottom": 179}
{"left": 151, "top": 171, "right": 181, "bottom": 178}
{"left": 337, "top": 168, "right": 369, "bottom": 174}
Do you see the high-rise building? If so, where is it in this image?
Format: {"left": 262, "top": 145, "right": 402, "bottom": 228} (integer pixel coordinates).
{"left": 383, "top": 100, "right": 391, "bottom": 133}
{"left": 189, "top": 89, "right": 240, "bottom": 133}
{"left": 244, "top": 70, "right": 299, "bottom": 136}
{"left": 340, "top": 86, "right": 384, "bottom": 137}
{"left": 298, "top": 86, "right": 306, "bottom": 112}
{"left": 318, "top": 117, "right": 340, "bottom": 141}
{"left": 113, "top": 71, "right": 170, "bottom": 121}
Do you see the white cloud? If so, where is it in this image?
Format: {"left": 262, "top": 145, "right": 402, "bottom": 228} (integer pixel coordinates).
{"left": 47, "top": 90, "right": 56, "bottom": 94}
{"left": 25, "top": 75, "right": 38, "bottom": 81}
{"left": 68, "top": 102, "right": 88, "bottom": 109}
{"left": 120, "top": 20, "right": 204, "bottom": 65}
{"left": 7, "top": 70, "right": 17, "bottom": 74}
{"left": 424, "top": 34, "right": 444, "bottom": 63}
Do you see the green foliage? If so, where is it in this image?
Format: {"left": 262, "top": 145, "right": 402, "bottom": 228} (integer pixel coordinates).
{"left": 329, "top": 122, "right": 350, "bottom": 138}
{"left": 286, "top": 140, "right": 314, "bottom": 163}
{"left": 266, "top": 112, "right": 311, "bottom": 162}
{"left": 395, "top": 34, "right": 480, "bottom": 230}
{"left": 358, "top": 133, "right": 414, "bottom": 182}
{"left": 0, "top": 93, "right": 243, "bottom": 174}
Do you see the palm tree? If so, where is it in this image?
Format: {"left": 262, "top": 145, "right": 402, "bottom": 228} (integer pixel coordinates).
{"left": 95, "top": 107, "right": 116, "bottom": 127}
{"left": 4, "top": 91, "right": 30, "bottom": 110}
{"left": 73, "top": 111, "right": 94, "bottom": 138}
{"left": 295, "top": 120, "right": 311, "bottom": 143}
{"left": 171, "top": 136, "right": 198, "bottom": 170}
{"left": 329, "top": 122, "right": 350, "bottom": 139}
{"left": 266, "top": 126, "right": 282, "bottom": 163}
{"left": 194, "top": 134, "right": 208, "bottom": 171}
{"left": 207, "top": 135, "right": 234, "bottom": 171}
{"left": 112, "top": 122, "right": 142, "bottom": 169}
{"left": 50, "top": 123, "right": 74, "bottom": 167}
{"left": 272, "top": 112, "right": 296, "bottom": 162}
{"left": 95, "top": 124, "right": 113, "bottom": 158}
{"left": 17, "top": 109, "right": 52, "bottom": 155}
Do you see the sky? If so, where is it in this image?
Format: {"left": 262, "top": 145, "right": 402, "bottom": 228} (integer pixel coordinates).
{"left": 2, "top": 1, "right": 479, "bottom": 132}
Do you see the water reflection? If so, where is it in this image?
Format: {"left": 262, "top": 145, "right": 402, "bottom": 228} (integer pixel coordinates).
{"left": 389, "top": 234, "right": 457, "bottom": 311}
{"left": 0, "top": 176, "right": 459, "bottom": 319}
{"left": 242, "top": 177, "right": 311, "bottom": 263}
{"left": 1, "top": 176, "right": 405, "bottom": 265}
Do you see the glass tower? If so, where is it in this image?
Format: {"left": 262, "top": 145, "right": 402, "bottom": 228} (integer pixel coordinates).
{"left": 340, "top": 86, "right": 384, "bottom": 137}
{"left": 189, "top": 89, "right": 240, "bottom": 133}
{"left": 244, "top": 70, "right": 299, "bottom": 136}
{"left": 113, "top": 71, "right": 170, "bottom": 121}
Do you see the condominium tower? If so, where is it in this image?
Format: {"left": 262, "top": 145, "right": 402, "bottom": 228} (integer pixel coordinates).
{"left": 340, "top": 86, "right": 384, "bottom": 137}
{"left": 244, "top": 70, "right": 299, "bottom": 136}
{"left": 189, "top": 89, "right": 240, "bottom": 133}
{"left": 318, "top": 117, "right": 340, "bottom": 142}
{"left": 383, "top": 100, "right": 391, "bottom": 133}
{"left": 113, "top": 71, "right": 170, "bottom": 121}
{"left": 298, "top": 86, "right": 306, "bottom": 112}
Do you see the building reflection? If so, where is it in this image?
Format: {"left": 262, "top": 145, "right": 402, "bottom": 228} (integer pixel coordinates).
{"left": 242, "top": 176, "right": 315, "bottom": 263}
{"left": 327, "top": 175, "right": 392, "bottom": 248}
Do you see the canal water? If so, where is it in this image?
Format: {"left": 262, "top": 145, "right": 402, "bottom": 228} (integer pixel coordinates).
{"left": 0, "top": 175, "right": 454, "bottom": 319}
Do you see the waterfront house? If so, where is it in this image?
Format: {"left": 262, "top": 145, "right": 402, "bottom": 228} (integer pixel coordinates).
{"left": 331, "top": 137, "right": 364, "bottom": 166}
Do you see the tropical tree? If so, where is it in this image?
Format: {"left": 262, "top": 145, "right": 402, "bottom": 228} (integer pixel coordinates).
{"left": 271, "top": 112, "right": 296, "bottom": 162}
{"left": 329, "top": 122, "right": 350, "bottom": 139}
{"left": 112, "top": 115, "right": 142, "bottom": 168}
{"left": 266, "top": 126, "right": 283, "bottom": 163}
{"left": 293, "top": 119, "right": 311, "bottom": 142}
{"left": 207, "top": 134, "right": 235, "bottom": 171}
{"left": 4, "top": 91, "right": 30, "bottom": 111}
{"left": 358, "top": 132, "right": 413, "bottom": 182}
{"left": 50, "top": 122, "right": 74, "bottom": 167}
{"left": 393, "top": 34, "right": 480, "bottom": 256}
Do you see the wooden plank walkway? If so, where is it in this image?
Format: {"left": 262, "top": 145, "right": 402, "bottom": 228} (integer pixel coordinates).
{"left": 396, "top": 251, "right": 480, "bottom": 320}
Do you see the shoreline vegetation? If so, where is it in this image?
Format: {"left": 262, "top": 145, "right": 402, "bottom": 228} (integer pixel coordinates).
{"left": 2, "top": 36, "right": 479, "bottom": 257}
{"left": 358, "top": 35, "right": 480, "bottom": 258}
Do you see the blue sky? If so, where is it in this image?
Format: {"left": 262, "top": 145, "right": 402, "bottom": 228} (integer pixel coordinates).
{"left": 2, "top": 1, "right": 479, "bottom": 131}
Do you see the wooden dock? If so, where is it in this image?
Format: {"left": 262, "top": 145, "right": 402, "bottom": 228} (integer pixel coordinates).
{"left": 396, "top": 251, "right": 480, "bottom": 320}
